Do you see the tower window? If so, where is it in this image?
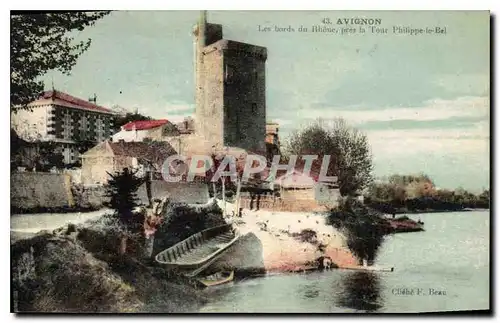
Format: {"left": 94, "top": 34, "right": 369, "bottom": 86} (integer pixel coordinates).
{"left": 252, "top": 103, "right": 257, "bottom": 113}
{"left": 225, "top": 64, "right": 235, "bottom": 83}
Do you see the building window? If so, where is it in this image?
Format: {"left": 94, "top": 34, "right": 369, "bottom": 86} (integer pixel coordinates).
{"left": 63, "top": 113, "right": 71, "bottom": 140}
{"left": 96, "top": 118, "right": 104, "bottom": 142}
{"left": 80, "top": 115, "right": 88, "bottom": 132}
{"left": 252, "top": 103, "right": 257, "bottom": 113}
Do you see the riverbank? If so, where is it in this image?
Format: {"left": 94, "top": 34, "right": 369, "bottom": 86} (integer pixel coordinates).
{"left": 197, "top": 211, "right": 490, "bottom": 313}
{"left": 10, "top": 200, "right": 364, "bottom": 312}
{"left": 11, "top": 217, "right": 208, "bottom": 313}
{"left": 379, "top": 207, "right": 485, "bottom": 215}
{"left": 212, "top": 200, "right": 357, "bottom": 272}
{"left": 365, "top": 200, "right": 489, "bottom": 215}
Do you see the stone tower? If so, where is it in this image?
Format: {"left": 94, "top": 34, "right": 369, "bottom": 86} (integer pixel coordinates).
{"left": 193, "top": 11, "right": 267, "bottom": 153}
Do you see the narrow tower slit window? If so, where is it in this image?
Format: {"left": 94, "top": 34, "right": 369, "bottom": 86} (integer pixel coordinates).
{"left": 225, "top": 64, "right": 235, "bottom": 84}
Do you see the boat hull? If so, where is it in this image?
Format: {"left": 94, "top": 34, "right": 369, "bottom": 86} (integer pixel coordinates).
{"left": 197, "top": 271, "right": 234, "bottom": 288}
{"left": 340, "top": 265, "right": 394, "bottom": 272}
{"left": 155, "top": 224, "right": 240, "bottom": 276}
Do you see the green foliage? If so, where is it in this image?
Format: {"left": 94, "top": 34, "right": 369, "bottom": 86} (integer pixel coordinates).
{"left": 365, "top": 174, "right": 490, "bottom": 211}
{"left": 327, "top": 197, "right": 387, "bottom": 262}
{"left": 37, "top": 141, "right": 65, "bottom": 170}
{"left": 388, "top": 173, "right": 433, "bottom": 186}
{"left": 11, "top": 11, "right": 110, "bottom": 110}
{"left": 11, "top": 129, "right": 27, "bottom": 156}
{"left": 11, "top": 140, "right": 66, "bottom": 171}
{"left": 11, "top": 129, "right": 80, "bottom": 170}
{"left": 284, "top": 118, "right": 374, "bottom": 196}
{"left": 71, "top": 131, "right": 97, "bottom": 154}
{"left": 104, "top": 168, "right": 145, "bottom": 233}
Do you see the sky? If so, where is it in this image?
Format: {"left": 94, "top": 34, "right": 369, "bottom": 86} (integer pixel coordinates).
{"left": 42, "top": 11, "right": 490, "bottom": 192}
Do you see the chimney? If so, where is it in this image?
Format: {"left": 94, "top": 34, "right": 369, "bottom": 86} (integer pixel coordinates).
{"left": 88, "top": 93, "right": 97, "bottom": 104}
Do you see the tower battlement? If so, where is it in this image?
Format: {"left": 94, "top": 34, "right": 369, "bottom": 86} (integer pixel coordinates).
{"left": 202, "top": 39, "right": 267, "bottom": 61}
{"left": 193, "top": 23, "right": 223, "bottom": 46}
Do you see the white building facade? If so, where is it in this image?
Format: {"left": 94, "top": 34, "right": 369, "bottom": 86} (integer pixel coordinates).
{"left": 11, "top": 90, "right": 116, "bottom": 164}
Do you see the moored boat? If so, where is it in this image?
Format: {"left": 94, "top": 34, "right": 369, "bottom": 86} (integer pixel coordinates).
{"left": 197, "top": 271, "right": 234, "bottom": 288}
{"left": 155, "top": 224, "right": 240, "bottom": 277}
{"left": 340, "top": 265, "right": 395, "bottom": 273}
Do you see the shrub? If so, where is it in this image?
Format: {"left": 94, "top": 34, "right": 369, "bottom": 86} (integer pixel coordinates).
{"left": 327, "top": 198, "right": 386, "bottom": 263}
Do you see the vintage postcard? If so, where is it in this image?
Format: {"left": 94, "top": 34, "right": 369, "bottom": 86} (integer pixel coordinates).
{"left": 10, "top": 10, "right": 490, "bottom": 314}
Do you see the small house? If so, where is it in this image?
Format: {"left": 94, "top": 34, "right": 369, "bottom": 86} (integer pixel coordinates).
{"left": 81, "top": 140, "right": 176, "bottom": 185}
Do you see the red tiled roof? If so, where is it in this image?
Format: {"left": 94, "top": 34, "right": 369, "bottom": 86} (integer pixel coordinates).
{"left": 122, "top": 120, "right": 169, "bottom": 131}
{"left": 108, "top": 140, "right": 177, "bottom": 169}
{"left": 41, "top": 90, "right": 114, "bottom": 114}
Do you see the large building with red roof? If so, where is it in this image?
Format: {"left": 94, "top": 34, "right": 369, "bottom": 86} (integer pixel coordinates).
{"left": 11, "top": 90, "right": 116, "bottom": 164}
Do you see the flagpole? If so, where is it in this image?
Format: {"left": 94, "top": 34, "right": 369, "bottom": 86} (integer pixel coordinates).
{"left": 235, "top": 176, "right": 242, "bottom": 217}
{"left": 222, "top": 178, "right": 226, "bottom": 216}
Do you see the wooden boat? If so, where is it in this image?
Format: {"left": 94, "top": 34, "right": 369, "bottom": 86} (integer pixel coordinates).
{"left": 197, "top": 271, "right": 234, "bottom": 288}
{"left": 340, "top": 265, "right": 395, "bottom": 273}
{"left": 155, "top": 224, "right": 240, "bottom": 277}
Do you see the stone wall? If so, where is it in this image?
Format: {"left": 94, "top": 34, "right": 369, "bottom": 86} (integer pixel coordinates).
{"left": 199, "top": 44, "right": 225, "bottom": 147}
{"left": 281, "top": 188, "right": 316, "bottom": 201}
{"left": 11, "top": 172, "right": 73, "bottom": 211}
{"left": 64, "top": 169, "right": 82, "bottom": 185}
{"left": 222, "top": 40, "right": 267, "bottom": 153}
{"left": 11, "top": 171, "right": 210, "bottom": 212}
{"left": 239, "top": 195, "right": 328, "bottom": 213}
{"left": 71, "top": 185, "right": 108, "bottom": 209}
{"left": 73, "top": 180, "right": 210, "bottom": 209}
{"left": 136, "top": 181, "right": 209, "bottom": 205}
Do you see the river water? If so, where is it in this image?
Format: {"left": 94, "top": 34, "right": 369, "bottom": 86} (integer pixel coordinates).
{"left": 198, "top": 211, "right": 490, "bottom": 313}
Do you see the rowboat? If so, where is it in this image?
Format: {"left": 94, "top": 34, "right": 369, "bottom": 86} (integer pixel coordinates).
{"left": 340, "top": 265, "right": 395, "bottom": 273}
{"left": 155, "top": 224, "right": 240, "bottom": 277}
{"left": 197, "top": 271, "right": 234, "bottom": 288}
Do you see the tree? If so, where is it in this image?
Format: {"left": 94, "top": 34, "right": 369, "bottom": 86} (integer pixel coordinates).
{"left": 11, "top": 11, "right": 110, "bottom": 110}
{"left": 36, "top": 141, "right": 65, "bottom": 170}
{"left": 327, "top": 197, "right": 387, "bottom": 265}
{"left": 478, "top": 189, "right": 490, "bottom": 208}
{"left": 104, "top": 168, "right": 146, "bottom": 233}
{"left": 479, "top": 189, "right": 489, "bottom": 201}
{"left": 284, "top": 118, "right": 374, "bottom": 196}
{"left": 11, "top": 129, "right": 63, "bottom": 170}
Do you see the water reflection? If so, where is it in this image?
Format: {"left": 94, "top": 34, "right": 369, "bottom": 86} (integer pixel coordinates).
{"left": 336, "top": 271, "right": 383, "bottom": 312}
{"left": 302, "top": 283, "right": 320, "bottom": 299}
